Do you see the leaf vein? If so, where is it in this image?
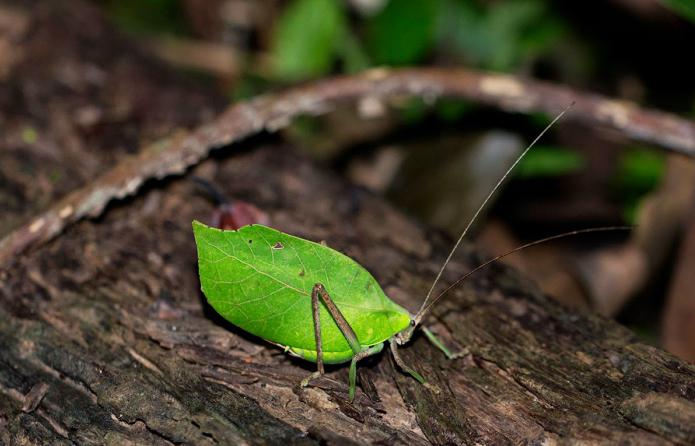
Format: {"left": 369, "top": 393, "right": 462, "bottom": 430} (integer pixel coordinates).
{"left": 202, "top": 237, "right": 309, "bottom": 297}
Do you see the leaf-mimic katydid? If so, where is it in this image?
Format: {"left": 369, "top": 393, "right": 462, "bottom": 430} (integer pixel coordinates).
{"left": 192, "top": 105, "right": 625, "bottom": 401}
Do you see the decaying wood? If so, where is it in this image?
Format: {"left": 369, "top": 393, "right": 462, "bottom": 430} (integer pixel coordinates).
{"left": 0, "top": 0, "right": 224, "bottom": 263}
{"left": 2, "top": 146, "right": 694, "bottom": 445}
{"left": 662, "top": 210, "right": 695, "bottom": 363}
{"left": 2, "top": 2, "right": 694, "bottom": 445}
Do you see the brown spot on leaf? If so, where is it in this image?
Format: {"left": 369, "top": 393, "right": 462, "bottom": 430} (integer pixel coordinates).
{"left": 273, "top": 242, "right": 284, "bottom": 249}
{"left": 299, "top": 269, "right": 305, "bottom": 277}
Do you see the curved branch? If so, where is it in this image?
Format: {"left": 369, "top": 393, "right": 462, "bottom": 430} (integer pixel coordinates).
{"left": 1, "top": 67, "right": 694, "bottom": 266}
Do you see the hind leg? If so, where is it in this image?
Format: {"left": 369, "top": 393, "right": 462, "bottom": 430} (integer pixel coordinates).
{"left": 301, "top": 283, "right": 368, "bottom": 401}
{"left": 300, "top": 283, "right": 328, "bottom": 387}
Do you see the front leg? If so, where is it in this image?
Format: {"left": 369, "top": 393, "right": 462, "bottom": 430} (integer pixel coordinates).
{"left": 390, "top": 337, "right": 444, "bottom": 394}
{"left": 422, "top": 327, "right": 469, "bottom": 360}
{"left": 389, "top": 337, "right": 425, "bottom": 384}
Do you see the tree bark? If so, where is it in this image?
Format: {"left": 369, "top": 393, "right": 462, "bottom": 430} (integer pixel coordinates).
{"left": 1, "top": 2, "right": 694, "bottom": 445}
{"left": 3, "top": 143, "right": 695, "bottom": 445}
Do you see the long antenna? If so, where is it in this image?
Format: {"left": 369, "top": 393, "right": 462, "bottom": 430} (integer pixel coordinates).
{"left": 413, "top": 104, "right": 573, "bottom": 325}
{"left": 417, "top": 226, "right": 632, "bottom": 318}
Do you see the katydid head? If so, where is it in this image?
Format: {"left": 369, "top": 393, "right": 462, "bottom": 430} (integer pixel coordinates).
{"left": 394, "top": 319, "right": 417, "bottom": 345}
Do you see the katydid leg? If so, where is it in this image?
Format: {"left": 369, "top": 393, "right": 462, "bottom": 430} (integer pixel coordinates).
{"left": 389, "top": 338, "right": 426, "bottom": 384}
{"left": 301, "top": 283, "right": 365, "bottom": 396}
{"left": 348, "top": 343, "right": 383, "bottom": 401}
{"left": 311, "top": 284, "right": 325, "bottom": 375}
{"left": 422, "top": 327, "right": 469, "bottom": 360}
{"left": 300, "top": 285, "right": 327, "bottom": 387}
{"left": 313, "top": 283, "right": 362, "bottom": 354}
{"left": 300, "top": 370, "right": 323, "bottom": 388}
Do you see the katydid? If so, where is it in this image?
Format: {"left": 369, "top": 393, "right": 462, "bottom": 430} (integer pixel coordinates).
{"left": 192, "top": 105, "right": 612, "bottom": 402}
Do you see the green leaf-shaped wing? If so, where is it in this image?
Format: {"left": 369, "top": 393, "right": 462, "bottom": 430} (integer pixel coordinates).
{"left": 192, "top": 222, "right": 411, "bottom": 356}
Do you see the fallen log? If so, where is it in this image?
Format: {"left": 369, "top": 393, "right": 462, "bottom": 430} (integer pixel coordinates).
{"left": 1, "top": 145, "right": 694, "bottom": 445}
{"left": 1, "top": 2, "right": 693, "bottom": 444}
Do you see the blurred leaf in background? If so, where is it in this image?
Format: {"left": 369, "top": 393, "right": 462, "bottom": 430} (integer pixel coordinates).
{"left": 270, "top": 0, "right": 346, "bottom": 80}
{"left": 434, "top": 98, "right": 475, "bottom": 121}
{"left": 435, "top": 0, "right": 566, "bottom": 71}
{"left": 661, "top": 0, "right": 695, "bottom": 23}
{"left": 105, "top": 0, "right": 188, "bottom": 35}
{"left": 230, "top": 73, "right": 274, "bottom": 101}
{"left": 337, "top": 27, "right": 371, "bottom": 73}
{"left": 515, "top": 145, "right": 585, "bottom": 178}
{"left": 268, "top": 0, "right": 569, "bottom": 79}
{"left": 615, "top": 148, "right": 666, "bottom": 223}
{"left": 365, "top": 0, "right": 438, "bottom": 65}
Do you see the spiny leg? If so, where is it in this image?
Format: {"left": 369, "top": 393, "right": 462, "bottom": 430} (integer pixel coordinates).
{"left": 300, "top": 285, "right": 326, "bottom": 387}
{"left": 422, "top": 327, "right": 469, "bottom": 360}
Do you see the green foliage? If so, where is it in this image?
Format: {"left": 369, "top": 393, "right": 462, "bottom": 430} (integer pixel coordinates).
{"left": 366, "top": 0, "right": 438, "bottom": 65}
{"left": 661, "top": 0, "right": 695, "bottom": 23}
{"left": 192, "top": 222, "right": 411, "bottom": 363}
{"left": 515, "top": 145, "right": 585, "bottom": 178}
{"left": 337, "top": 28, "right": 371, "bottom": 73}
{"left": 270, "top": 0, "right": 346, "bottom": 80}
{"left": 617, "top": 149, "right": 665, "bottom": 190}
{"left": 230, "top": 74, "right": 274, "bottom": 101}
{"left": 398, "top": 98, "right": 474, "bottom": 124}
{"left": 436, "top": 0, "right": 566, "bottom": 71}
{"left": 21, "top": 126, "right": 38, "bottom": 145}
{"left": 267, "top": 0, "right": 566, "bottom": 77}
{"left": 105, "top": 0, "right": 188, "bottom": 36}
{"left": 435, "top": 98, "right": 475, "bottom": 121}
{"left": 615, "top": 148, "right": 665, "bottom": 222}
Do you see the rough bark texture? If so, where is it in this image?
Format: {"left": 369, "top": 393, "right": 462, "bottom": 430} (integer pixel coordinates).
{"left": 2, "top": 144, "right": 695, "bottom": 445}
{"left": 1, "top": 2, "right": 694, "bottom": 445}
